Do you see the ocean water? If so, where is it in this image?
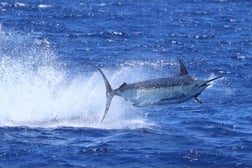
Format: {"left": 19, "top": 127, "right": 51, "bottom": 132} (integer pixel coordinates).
{"left": 0, "top": 0, "right": 252, "bottom": 167}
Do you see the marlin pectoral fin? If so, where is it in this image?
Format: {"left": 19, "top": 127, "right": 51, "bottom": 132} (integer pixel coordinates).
{"left": 194, "top": 97, "right": 203, "bottom": 104}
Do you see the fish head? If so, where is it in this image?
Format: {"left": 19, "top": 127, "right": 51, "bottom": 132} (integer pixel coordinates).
{"left": 192, "top": 75, "right": 224, "bottom": 97}
{"left": 192, "top": 80, "right": 210, "bottom": 96}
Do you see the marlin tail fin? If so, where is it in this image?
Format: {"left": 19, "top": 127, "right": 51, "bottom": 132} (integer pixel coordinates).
{"left": 98, "top": 68, "right": 115, "bottom": 123}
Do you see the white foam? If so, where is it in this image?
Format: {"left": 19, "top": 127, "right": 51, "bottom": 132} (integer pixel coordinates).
{"left": 14, "top": 2, "right": 26, "bottom": 7}
{"left": 38, "top": 4, "right": 52, "bottom": 9}
{"left": 0, "top": 28, "right": 154, "bottom": 129}
{"left": 0, "top": 58, "right": 155, "bottom": 129}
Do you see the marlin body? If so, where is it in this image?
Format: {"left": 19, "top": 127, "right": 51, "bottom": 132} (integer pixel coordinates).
{"left": 98, "top": 60, "right": 223, "bottom": 122}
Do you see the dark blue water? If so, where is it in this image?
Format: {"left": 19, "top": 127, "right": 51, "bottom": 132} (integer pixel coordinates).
{"left": 0, "top": 0, "right": 252, "bottom": 167}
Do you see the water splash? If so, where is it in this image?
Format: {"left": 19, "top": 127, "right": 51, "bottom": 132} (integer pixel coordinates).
{"left": 0, "top": 59, "right": 150, "bottom": 129}
{"left": 0, "top": 27, "right": 222, "bottom": 130}
{"left": 0, "top": 28, "right": 154, "bottom": 129}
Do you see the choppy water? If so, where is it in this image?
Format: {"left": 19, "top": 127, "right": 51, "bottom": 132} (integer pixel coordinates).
{"left": 0, "top": 0, "right": 252, "bottom": 167}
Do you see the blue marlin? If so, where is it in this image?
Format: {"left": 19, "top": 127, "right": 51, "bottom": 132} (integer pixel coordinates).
{"left": 98, "top": 60, "right": 223, "bottom": 122}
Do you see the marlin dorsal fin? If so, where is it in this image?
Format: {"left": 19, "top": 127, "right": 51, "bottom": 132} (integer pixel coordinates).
{"left": 178, "top": 59, "right": 188, "bottom": 75}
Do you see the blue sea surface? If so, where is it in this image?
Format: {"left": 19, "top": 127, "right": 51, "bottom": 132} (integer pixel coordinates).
{"left": 0, "top": 0, "right": 252, "bottom": 167}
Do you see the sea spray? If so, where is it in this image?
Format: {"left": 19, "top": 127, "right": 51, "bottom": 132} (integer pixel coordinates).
{"left": 0, "top": 28, "right": 152, "bottom": 129}
{"left": 0, "top": 58, "right": 151, "bottom": 128}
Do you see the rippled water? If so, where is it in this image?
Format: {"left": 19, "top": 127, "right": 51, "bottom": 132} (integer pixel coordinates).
{"left": 0, "top": 0, "right": 251, "bottom": 167}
